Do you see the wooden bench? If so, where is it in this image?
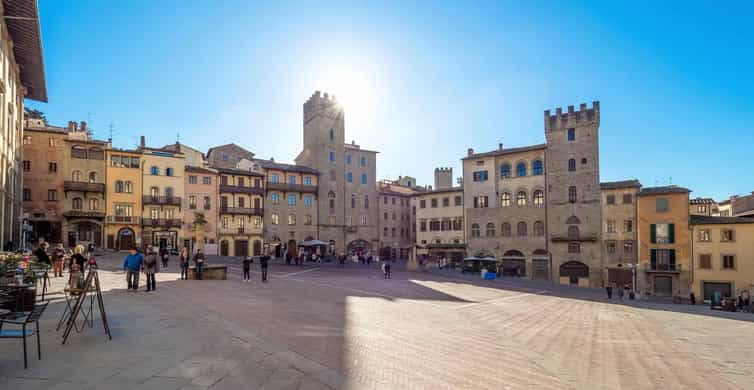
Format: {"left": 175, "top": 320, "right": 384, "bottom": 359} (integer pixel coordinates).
{"left": 187, "top": 266, "right": 227, "bottom": 280}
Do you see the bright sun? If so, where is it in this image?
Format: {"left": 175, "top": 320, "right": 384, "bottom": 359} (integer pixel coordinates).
{"left": 315, "top": 67, "right": 376, "bottom": 128}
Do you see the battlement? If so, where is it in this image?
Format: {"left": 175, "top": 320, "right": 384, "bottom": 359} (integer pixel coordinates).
{"left": 434, "top": 167, "right": 452, "bottom": 172}
{"left": 544, "top": 101, "right": 600, "bottom": 132}
{"left": 303, "top": 90, "right": 341, "bottom": 125}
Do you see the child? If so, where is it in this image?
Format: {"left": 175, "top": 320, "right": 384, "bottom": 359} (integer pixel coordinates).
{"left": 242, "top": 256, "right": 252, "bottom": 282}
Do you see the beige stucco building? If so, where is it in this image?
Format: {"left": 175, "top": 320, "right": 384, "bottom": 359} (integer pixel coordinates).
{"left": 689, "top": 197, "right": 718, "bottom": 216}
{"left": 183, "top": 166, "right": 218, "bottom": 251}
{"left": 600, "top": 180, "right": 641, "bottom": 288}
{"left": 690, "top": 215, "right": 754, "bottom": 301}
{"left": 105, "top": 148, "right": 142, "bottom": 250}
{"left": 140, "top": 146, "right": 185, "bottom": 250}
{"left": 217, "top": 167, "right": 265, "bottom": 257}
{"left": 413, "top": 186, "right": 465, "bottom": 263}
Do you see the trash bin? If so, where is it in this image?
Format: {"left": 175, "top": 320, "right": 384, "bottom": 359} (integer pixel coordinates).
{"left": 484, "top": 272, "right": 496, "bottom": 281}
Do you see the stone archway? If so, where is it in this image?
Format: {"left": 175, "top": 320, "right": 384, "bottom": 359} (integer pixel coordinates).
{"left": 347, "top": 239, "right": 372, "bottom": 255}
{"left": 117, "top": 227, "right": 135, "bottom": 251}
{"left": 501, "top": 249, "right": 526, "bottom": 277}
{"left": 560, "top": 261, "right": 589, "bottom": 286}
{"left": 531, "top": 249, "right": 549, "bottom": 280}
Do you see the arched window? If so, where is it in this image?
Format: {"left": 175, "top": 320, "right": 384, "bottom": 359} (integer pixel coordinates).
{"left": 166, "top": 167, "right": 174, "bottom": 177}
{"left": 471, "top": 223, "right": 480, "bottom": 237}
{"left": 89, "top": 198, "right": 99, "bottom": 210}
{"left": 517, "top": 222, "right": 527, "bottom": 236}
{"left": 501, "top": 192, "right": 511, "bottom": 207}
{"left": 288, "top": 214, "right": 296, "bottom": 225}
{"left": 165, "top": 187, "right": 174, "bottom": 198}
{"left": 516, "top": 162, "right": 527, "bottom": 177}
{"left": 114, "top": 180, "right": 124, "bottom": 193}
{"left": 533, "top": 190, "right": 544, "bottom": 207}
{"left": 534, "top": 221, "right": 545, "bottom": 236}
{"left": 500, "top": 164, "right": 511, "bottom": 178}
{"left": 124, "top": 180, "right": 133, "bottom": 193}
{"left": 364, "top": 195, "right": 369, "bottom": 209}
{"left": 516, "top": 191, "right": 527, "bottom": 207}
{"left": 566, "top": 215, "right": 581, "bottom": 225}
{"left": 568, "top": 159, "right": 576, "bottom": 172}
{"left": 150, "top": 166, "right": 159, "bottom": 175}
{"left": 568, "top": 225, "right": 580, "bottom": 240}
{"left": 532, "top": 160, "right": 543, "bottom": 175}
{"left": 351, "top": 194, "right": 356, "bottom": 209}
{"left": 72, "top": 197, "right": 83, "bottom": 210}
{"left": 569, "top": 186, "right": 577, "bottom": 203}
{"left": 72, "top": 170, "right": 82, "bottom": 182}
{"left": 88, "top": 171, "right": 97, "bottom": 183}
{"left": 486, "top": 222, "right": 496, "bottom": 237}
{"left": 501, "top": 222, "right": 511, "bottom": 237}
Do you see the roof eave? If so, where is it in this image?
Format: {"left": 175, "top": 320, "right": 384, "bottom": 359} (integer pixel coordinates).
{"left": 4, "top": 0, "right": 48, "bottom": 102}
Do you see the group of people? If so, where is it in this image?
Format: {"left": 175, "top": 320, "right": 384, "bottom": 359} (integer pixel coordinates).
{"left": 241, "top": 254, "right": 270, "bottom": 283}
{"left": 605, "top": 284, "right": 636, "bottom": 300}
{"left": 122, "top": 246, "right": 206, "bottom": 292}
{"left": 32, "top": 241, "right": 92, "bottom": 282}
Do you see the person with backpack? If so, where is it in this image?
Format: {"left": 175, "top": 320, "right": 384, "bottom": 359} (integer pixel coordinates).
{"left": 194, "top": 248, "right": 205, "bottom": 280}
{"left": 143, "top": 246, "right": 160, "bottom": 292}
{"left": 242, "top": 255, "right": 252, "bottom": 282}
{"left": 179, "top": 246, "right": 190, "bottom": 280}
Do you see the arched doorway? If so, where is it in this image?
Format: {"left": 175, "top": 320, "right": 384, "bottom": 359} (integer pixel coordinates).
{"left": 347, "top": 239, "right": 371, "bottom": 255}
{"left": 473, "top": 249, "right": 495, "bottom": 258}
{"left": 220, "top": 240, "right": 229, "bottom": 256}
{"left": 560, "top": 261, "right": 589, "bottom": 286}
{"left": 531, "top": 249, "right": 549, "bottom": 280}
{"left": 252, "top": 240, "right": 262, "bottom": 256}
{"left": 501, "top": 250, "right": 526, "bottom": 277}
{"left": 287, "top": 239, "right": 297, "bottom": 259}
{"left": 117, "top": 228, "right": 135, "bottom": 251}
{"left": 380, "top": 246, "right": 393, "bottom": 259}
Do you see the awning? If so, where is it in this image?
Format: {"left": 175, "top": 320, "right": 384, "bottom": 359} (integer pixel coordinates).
{"left": 301, "top": 239, "right": 329, "bottom": 246}
{"left": 3, "top": 0, "right": 47, "bottom": 102}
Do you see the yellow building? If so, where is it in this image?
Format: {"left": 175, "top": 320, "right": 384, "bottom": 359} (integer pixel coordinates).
{"left": 140, "top": 147, "right": 185, "bottom": 250}
{"left": 690, "top": 215, "right": 754, "bottom": 301}
{"left": 104, "top": 149, "right": 142, "bottom": 250}
{"left": 637, "top": 186, "right": 691, "bottom": 298}
{"left": 217, "top": 168, "right": 265, "bottom": 256}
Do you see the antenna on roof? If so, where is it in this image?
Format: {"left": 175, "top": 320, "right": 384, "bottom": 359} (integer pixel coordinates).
{"left": 108, "top": 122, "right": 115, "bottom": 142}
{"left": 176, "top": 132, "right": 181, "bottom": 144}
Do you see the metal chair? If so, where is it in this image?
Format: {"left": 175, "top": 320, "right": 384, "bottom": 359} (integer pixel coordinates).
{"left": 0, "top": 301, "right": 49, "bottom": 369}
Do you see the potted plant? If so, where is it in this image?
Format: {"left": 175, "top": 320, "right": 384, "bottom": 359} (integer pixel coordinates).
{"left": 0, "top": 252, "right": 39, "bottom": 311}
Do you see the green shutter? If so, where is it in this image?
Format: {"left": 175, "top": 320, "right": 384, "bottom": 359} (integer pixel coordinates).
{"left": 650, "top": 249, "right": 657, "bottom": 269}
{"left": 650, "top": 224, "right": 656, "bottom": 244}
{"left": 668, "top": 224, "right": 675, "bottom": 244}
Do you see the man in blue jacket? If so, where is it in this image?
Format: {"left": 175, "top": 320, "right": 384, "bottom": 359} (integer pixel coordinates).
{"left": 123, "top": 247, "right": 144, "bottom": 291}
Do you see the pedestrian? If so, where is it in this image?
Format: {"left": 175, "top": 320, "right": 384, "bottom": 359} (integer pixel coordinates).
{"left": 88, "top": 242, "right": 95, "bottom": 256}
{"left": 381, "top": 261, "right": 386, "bottom": 277}
{"left": 366, "top": 255, "right": 372, "bottom": 267}
{"left": 339, "top": 253, "right": 345, "bottom": 268}
{"left": 143, "top": 246, "right": 159, "bottom": 292}
{"left": 179, "top": 246, "right": 190, "bottom": 280}
{"left": 606, "top": 285, "right": 613, "bottom": 299}
{"left": 260, "top": 253, "right": 269, "bottom": 283}
{"left": 689, "top": 291, "right": 696, "bottom": 306}
{"left": 194, "top": 248, "right": 205, "bottom": 280}
{"left": 71, "top": 245, "right": 86, "bottom": 275}
{"left": 623, "top": 285, "right": 630, "bottom": 301}
{"left": 242, "top": 255, "right": 252, "bottom": 282}
{"left": 160, "top": 246, "right": 169, "bottom": 269}
{"left": 384, "top": 260, "right": 392, "bottom": 279}
{"left": 738, "top": 294, "right": 745, "bottom": 312}
{"left": 52, "top": 243, "right": 65, "bottom": 277}
{"left": 123, "top": 247, "right": 144, "bottom": 291}
{"left": 618, "top": 285, "right": 624, "bottom": 300}
{"left": 34, "top": 241, "right": 50, "bottom": 266}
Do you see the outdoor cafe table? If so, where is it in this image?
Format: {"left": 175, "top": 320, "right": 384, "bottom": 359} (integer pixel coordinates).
{"left": 0, "top": 282, "right": 36, "bottom": 313}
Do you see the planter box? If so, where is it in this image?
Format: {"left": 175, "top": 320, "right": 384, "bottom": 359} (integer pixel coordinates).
{"left": 187, "top": 266, "right": 227, "bottom": 280}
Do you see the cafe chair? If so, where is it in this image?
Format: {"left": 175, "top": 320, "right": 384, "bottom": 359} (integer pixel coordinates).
{"left": 0, "top": 301, "right": 49, "bottom": 369}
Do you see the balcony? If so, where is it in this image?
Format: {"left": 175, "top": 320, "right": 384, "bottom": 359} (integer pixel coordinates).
{"left": 62, "top": 210, "right": 105, "bottom": 219}
{"left": 142, "top": 218, "right": 182, "bottom": 228}
{"left": 266, "top": 182, "right": 318, "bottom": 194}
{"left": 219, "top": 206, "right": 263, "bottom": 216}
{"left": 142, "top": 195, "right": 182, "bottom": 206}
{"left": 218, "top": 226, "right": 263, "bottom": 235}
{"left": 106, "top": 216, "right": 141, "bottom": 224}
{"left": 219, "top": 184, "right": 264, "bottom": 196}
{"left": 64, "top": 181, "right": 105, "bottom": 193}
{"left": 644, "top": 262, "right": 683, "bottom": 273}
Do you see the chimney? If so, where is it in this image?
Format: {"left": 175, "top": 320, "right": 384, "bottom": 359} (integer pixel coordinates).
{"left": 270, "top": 157, "right": 275, "bottom": 162}
{"left": 139, "top": 136, "right": 145, "bottom": 149}
{"left": 80, "top": 121, "right": 87, "bottom": 132}
{"left": 467, "top": 148, "right": 474, "bottom": 156}
{"left": 67, "top": 121, "right": 74, "bottom": 132}
{"left": 498, "top": 143, "right": 503, "bottom": 151}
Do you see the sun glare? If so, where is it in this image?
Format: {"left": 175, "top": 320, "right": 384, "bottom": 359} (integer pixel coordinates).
{"left": 315, "top": 67, "right": 376, "bottom": 128}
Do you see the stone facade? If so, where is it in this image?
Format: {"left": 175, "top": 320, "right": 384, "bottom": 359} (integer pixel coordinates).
{"left": 183, "top": 166, "right": 219, "bottom": 252}
{"left": 377, "top": 181, "right": 416, "bottom": 259}
{"left": 295, "top": 91, "right": 379, "bottom": 255}
{"left": 463, "top": 145, "right": 548, "bottom": 279}
{"left": 601, "top": 180, "right": 641, "bottom": 288}
{"left": 545, "top": 102, "right": 602, "bottom": 287}
{"left": 140, "top": 147, "right": 185, "bottom": 250}
{"left": 434, "top": 167, "right": 453, "bottom": 190}
{"left": 216, "top": 167, "right": 265, "bottom": 257}
{"left": 207, "top": 143, "right": 254, "bottom": 170}
{"left": 689, "top": 197, "right": 718, "bottom": 216}
{"left": 105, "top": 148, "right": 142, "bottom": 251}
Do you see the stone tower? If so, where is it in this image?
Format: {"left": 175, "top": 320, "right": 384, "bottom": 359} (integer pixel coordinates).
{"left": 545, "top": 102, "right": 603, "bottom": 287}
{"left": 434, "top": 167, "right": 453, "bottom": 190}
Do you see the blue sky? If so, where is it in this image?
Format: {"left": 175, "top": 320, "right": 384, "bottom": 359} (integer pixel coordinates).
{"left": 27, "top": 1, "right": 754, "bottom": 200}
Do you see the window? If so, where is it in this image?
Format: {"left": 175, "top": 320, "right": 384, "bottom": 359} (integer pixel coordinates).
{"left": 328, "top": 191, "right": 335, "bottom": 209}
{"left": 500, "top": 164, "right": 511, "bottom": 178}
{"left": 329, "top": 215, "right": 336, "bottom": 225}
{"left": 271, "top": 193, "right": 280, "bottom": 205}
{"left": 455, "top": 196, "right": 462, "bottom": 206}
{"left": 329, "top": 151, "right": 335, "bottom": 162}
{"left": 361, "top": 174, "right": 367, "bottom": 184}
{"left": 517, "top": 222, "right": 527, "bottom": 236}
{"left": 47, "top": 189, "right": 57, "bottom": 201}
{"left": 124, "top": 181, "right": 133, "bottom": 193}
{"left": 360, "top": 157, "right": 366, "bottom": 167}
{"left": 22, "top": 160, "right": 30, "bottom": 171}
{"left": 271, "top": 213, "right": 279, "bottom": 225}
{"left": 329, "top": 128, "right": 334, "bottom": 141}
{"left": 533, "top": 221, "right": 544, "bottom": 236}
{"left": 288, "top": 214, "right": 296, "bottom": 225}
{"left": 656, "top": 198, "right": 669, "bottom": 212}
{"left": 49, "top": 162, "right": 57, "bottom": 173}
{"left": 622, "top": 194, "right": 632, "bottom": 204}
{"left": 23, "top": 188, "right": 31, "bottom": 201}
{"left": 567, "top": 128, "right": 575, "bottom": 141}
{"left": 568, "top": 186, "right": 577, "bottom": 203}
{"left": 531, "top": 159, "right": 543, "bottom": 175}
{"left": 270, "top": 174, "right": 279, "bottom": 184}
{"left": 568, "top": 159, "right": 576, "bottom": 172}
{"left": 150, "top": 186, "right": 159, "bottom": 197}
{"left": 581, "top": 158, "right": 587, "bottom": 165}
{"left": 472, "top": 171, "right": 488, "bottom": 182}
{"left": 72, "top": 170, "right": 82, "bottom": 181}
{"left": 431, "top": 198, "right": 438, "bottom": 208}
{"left": 204, "top": 196, "right": 211, "bottom": 210}
{"left": 420, "top": 220, "right": 427, "bottom": 232}
{"left": 346, "top": 155, "right": 352, "bottom": 165}
{"left": 364, "top": 195, "right": 369, "bottom": 209}
{"left": 516, "top": 191, "right": 527, "bottom": 207}
{"left": 88, "top": 172, "right": 97, "bottom": 183}
{"left": 165, "top": 187, "right": 174, "bottom": 198}
{"left": 486, "top": 223, "right": 495, "bottom": 237}
{"left": 304, "top": 195, "right": 312, "bottom": 208}
{"left": 606, "top": 195, "right": 615, "bottom": 205}
{"left": 607, "top": 241, "right": 616, "bottom": 253}
{"left": 189, "top": 175, "right": 197, "bottom": 184}
{"left": 721, "top": 229, "right": 735, "bottom": 242}
{"left": 238, "top": 197, "right": 245, "bottom": 208}
{"left": 189, "top": 195, "right": 197, "bottom": 209}
{"left": 304, "top": 215, "right": 313, "bottom": 225}
{"left": 221, "top": 176, "right": 229, "bottom": 185}
{"left": 222, "top": 153, "right": 229, "bottom": 161}
{"left": 471, "top": 223, "right": 480, "bottom": 237}
{"left": 304, "top": 177, "right": 312, "bottom": 186}
{"left": 150, "top": 166, "right": 159, "bottom": 175}
{"left": 651, "top": 223, "right": 675, "bottom": 244}
{"left": 474, "top": 195, "right": 488, "bottom": 208}
{"left": 699, "top": 254, "right": 711, "bottom": 269}
{"left": 203, "top": 176, "right": 211, "bottom": 185}
{"left": 533, "top": 190, "right": 544, "bottom": 207}
{"left": 623, "top": 220, "right": 633, "bottom": 233}
{"left": 607, "top": 220, "right": 616, "bottom": 233}
{"left": 115, "top": 180, "right": 124, "bottom": 193}
{"left": 568, "top": 243, "right": 580, "bottom": 253}
{"left": 516, "top": 162, "right": 526, "bottom": 177}
{"left": 420, "top": 199, "right": 426, "bottom": 208}
{"left": 623, "top": 241, "right": 633, "bottom": 254}
{"left": 697, "top": 205, "right": 707, "bottom": 213}
{"left": 287, "top": 194, "right": 296, "bottom": 206}
{"left": 568, "top": 225, "right": 579, "bottom": 240}
{"left": 392, "top": 197, "right": 396, "bottom": 205}
{"left": 501, "top": 192, "right": 511, "bottom": 207}
{"left": 346, "top": 172, "right": 353, "bottom": 182}
{"left": 722, "top": 255, "right": 735, "bottom": 269}
{"left": 23, "top": 136, "right": 32, "bottom": 145}
{"left": 363, "top": 216, "right": 368, "bottom": 226}
{"left": 439, "top": 197, "right": 448, "bottom": 207}
{"left": 698, "top": 229, "right": 711, "bottom": 242}
{"left": 72, "top": 198, "right": 83, "bottom": 210}
{"left": 501, "top": 222, "right": 511, "bottom": 237}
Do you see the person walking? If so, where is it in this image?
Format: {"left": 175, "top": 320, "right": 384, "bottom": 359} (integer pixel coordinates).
{"left": 194, "top": 248, "right": 205, "bottom": 280}
{"left": 71, "top": 245, "right": 87, "bottom": 275}
{"left": 143, "top": 247, "right": 159, "bottom": 292}
{"left": 260, "top": 253, "right": 269, "bottom": 283}
{"left": 160, "top": 246, "right": 169, "bottom": 269}
{"left": 618, "top": 285, "right": 625, "bottom": 300}
{"left": 179, "top": 246, "right": 190, "bottom": 280}
{"left": 123, "top": 247, "right": 144, "bottom": 291}
{"left": 242, "top": 255, "right": 252, "bottom": 282}
{"left": 606, "top": 285, "right": 613, "bottom": 299}
{"left": 384, "top": 260, "right": 392, "bottom": 279}
{"left": 52, "top": 243, "right": 65, "bottom": 277}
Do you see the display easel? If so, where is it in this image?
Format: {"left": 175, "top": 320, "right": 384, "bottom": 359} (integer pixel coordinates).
{"left": 60, "top": 266, "right": 112, "bottom": 345}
